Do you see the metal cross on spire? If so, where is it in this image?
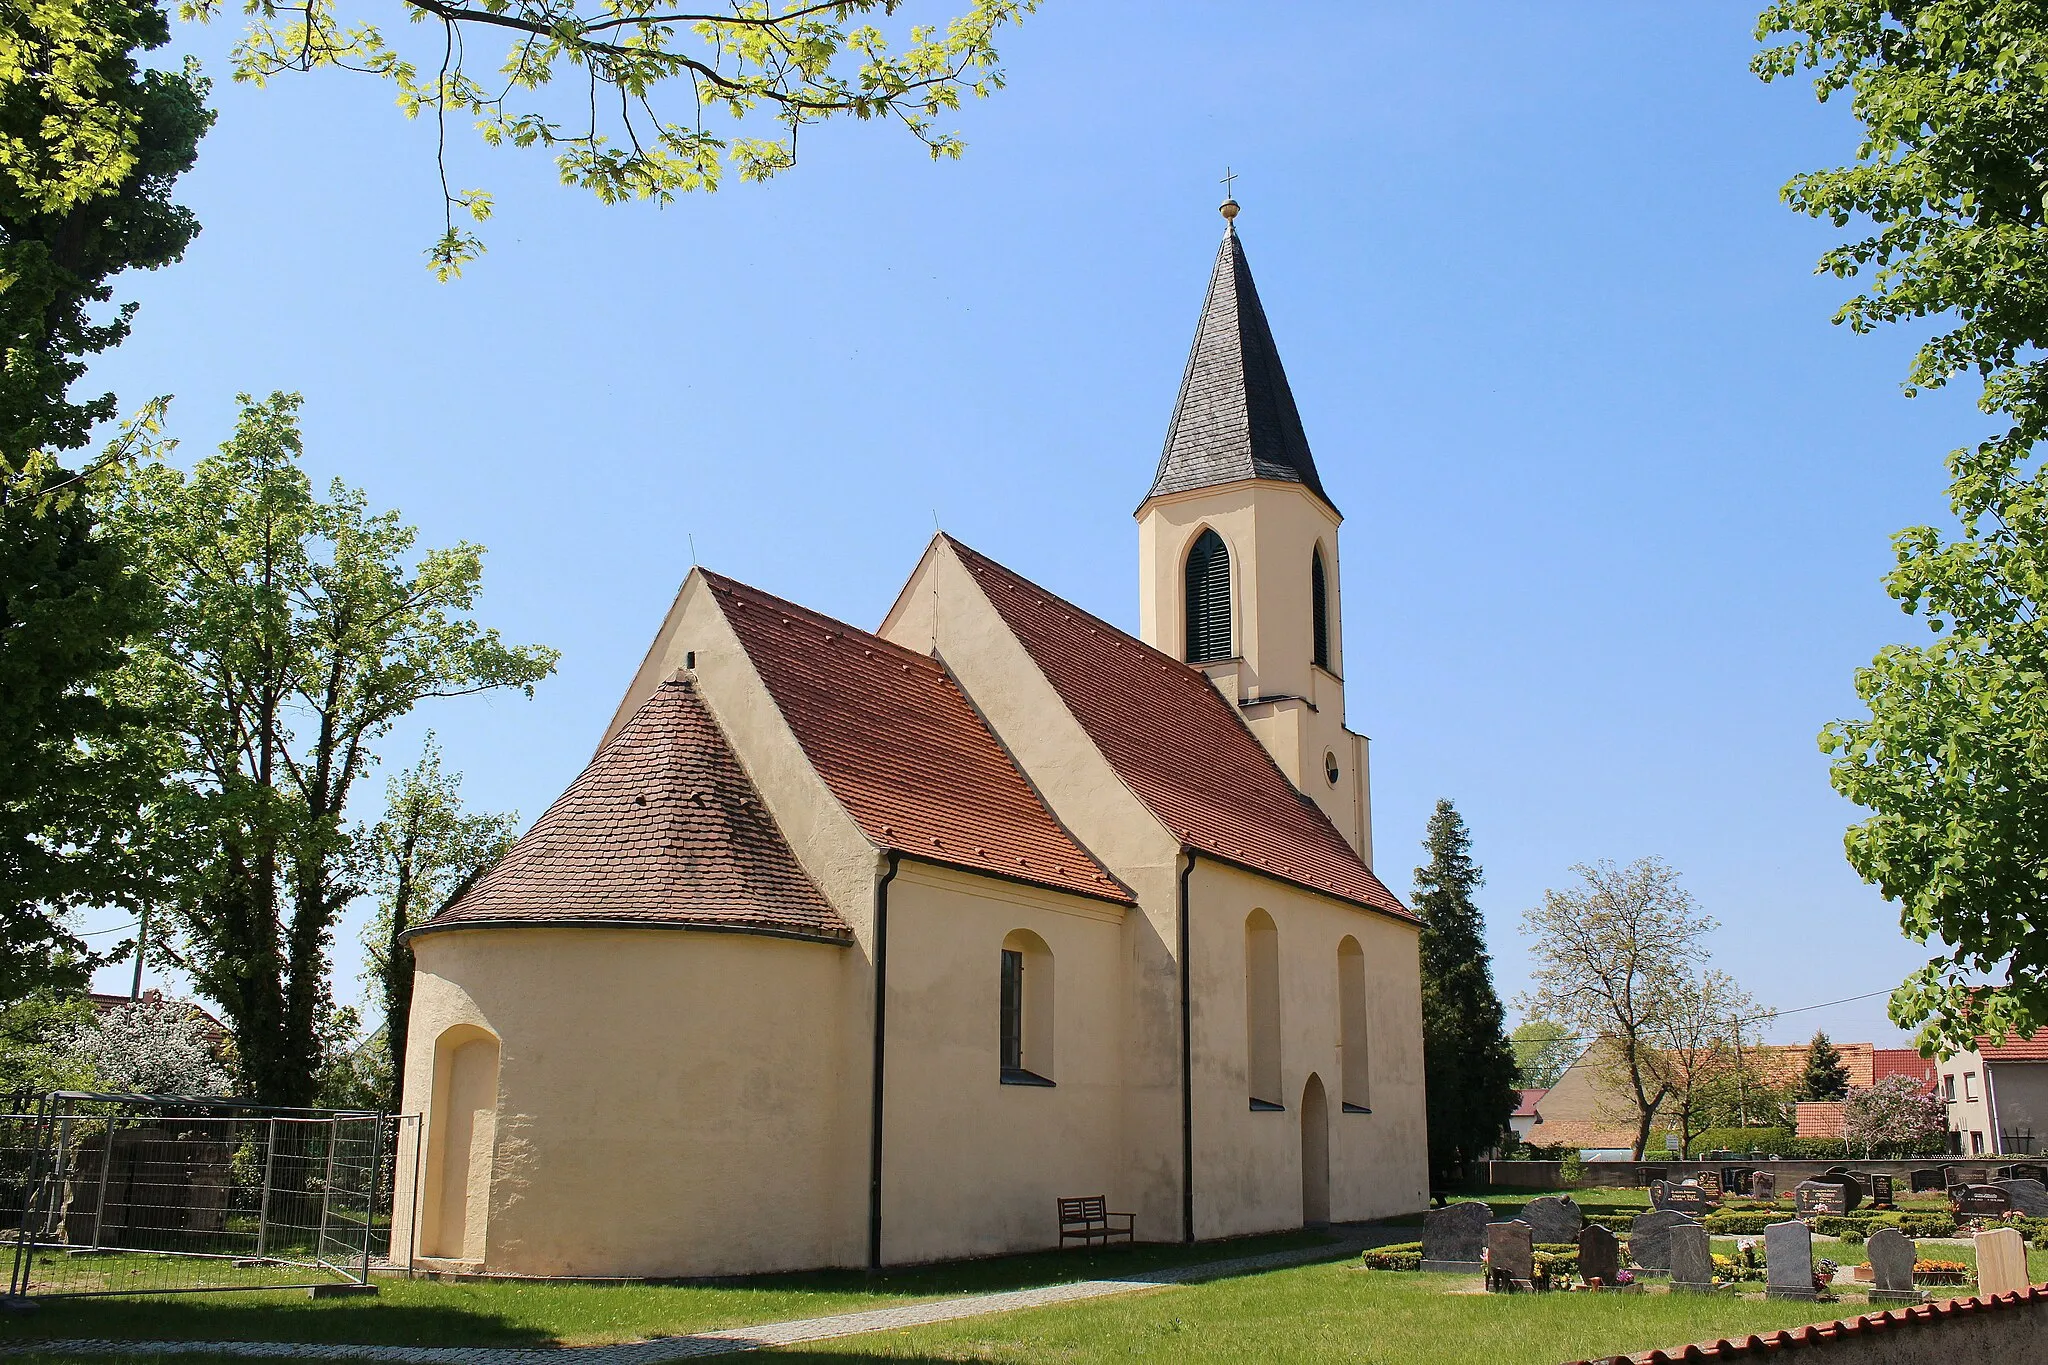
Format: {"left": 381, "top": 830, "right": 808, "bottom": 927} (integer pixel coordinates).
{"left": 1220, "top": 166, "right": 1238, "bottom": 199}
{"left": 1219, "top": 166, "right": 1240, "bottom": 224}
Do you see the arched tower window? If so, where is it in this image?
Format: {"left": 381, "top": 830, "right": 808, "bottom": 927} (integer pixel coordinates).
{"left": 1311, "top": 547, "right": 1331, "bottom": 672}
{"left": 1245, "top": 909, "right": 1282, "bottom": 1109}
{"left": 1185, "top": 529, "right": 1232, "bottom": 664}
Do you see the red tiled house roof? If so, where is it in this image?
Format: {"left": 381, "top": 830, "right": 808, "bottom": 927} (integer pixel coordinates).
{"left": 943, "top": 537, "right": 1410, "bottom": 920}
{"left": 425, "top": 678, "right": 851, "bottom": 941}
{"left": 1874, "top": 1047, "right": 1939, "bottom": 1088}
{"left": 1513, "top": 1088, "right": 1547, "bottom": 1119}
{"left": 703, "top": 573, "right": 1130, "bottom": 906}
{"left": 1978, "top": 1031, "right": 2048, "bottom": 1061}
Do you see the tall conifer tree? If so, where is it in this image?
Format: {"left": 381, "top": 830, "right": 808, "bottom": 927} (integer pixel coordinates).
{"left": 1799, "top": 1030, "right": 1850, "bottom": 1101}
{"left": 1414, "top": 799, "right": 1520, "bottom": 1187}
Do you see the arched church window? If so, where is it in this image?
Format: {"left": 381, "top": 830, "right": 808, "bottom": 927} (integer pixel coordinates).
{"left": 1185, "top": 529, "right": 1232, "bottom": 664}
{"left": 1311, "top": 548, "right": 1331, "bottom": 672}
{"left": 1000, "top": 929, "right": 1055, "bottom": 1085}
{"left": 1246, "top": 909, "right": 1282, "bottom": 1109}
{"left": 1338, "top": 937, "right": 1370, "bottom": 1112}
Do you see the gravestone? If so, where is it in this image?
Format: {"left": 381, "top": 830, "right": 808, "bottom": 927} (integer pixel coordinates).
{"left": 1658, "top": 1183, "right": 1713, "bottom": 1219}
{"left": 1977, "top": 1226, "right": 2029, "bottom": 1298}
{"left": 1993, "top": 1177, "right": 2048, "bottom": 1216}
{"left": 1577, "top": 1223, "right": 1620, "bottom": 1288}
{"left": 1749, "top": 1170, "right": 1777, "bottom": 1199}
{"left": 1486, "top": 1220, "right": 1534, "bottom": 1291}
{"left": 1520, "top": 1195, "right": 1582, "bottom": 1246}
{"left": 1765, "top": 1219, "right": 1816, "bottom": 1300}
{"left": 1794, "top": 1180, "right": 1848, "bottom": 1217}
{"left": 1648, "top": 1179, "right": 1669, "bottom": 1209}
{"left": 1950, "top": 1166, "right": 1988, "bottom": 1187}
{"left": 1642, "top": 1166, "right": 1669, "bottom": 1185}
{"left": 1953, "top": 1184, "right": 2013, "bottom": 1218}
{"left": 1870, "top": 1173, "right": 1895, "bottom": 1209}
{"left": 1627, "top": 1209, "right": 1696, "bottom": 1272}
{"left": 1910, "top": 1168, "right": 1946, "bottom": 1194}
{"left": 1866, "top": 1227, "right": 1919, "bottom": 1304}
{"left": 1421, "top": 1201, "right": 1493, "bottom": 1272}
{"left": 1669, "top": 1222, "right": 1714, "bottom": 1293}
{"left": 2010, "top": 1162, "right": 2048, "bottom": 1185}
{"left": 1722, "top": 1167, "right": 1752, "bottom": 1198}
{"left": 1697, "top": 1170, "right": 1722, "bottom": 1198}
{"left": 1810, "top": 1171, "right": 1864, "bottom": 1212}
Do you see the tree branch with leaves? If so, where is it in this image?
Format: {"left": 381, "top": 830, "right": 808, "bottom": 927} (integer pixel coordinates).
{"left": 183, "top": 0, "right": 1038, "bottom": 275}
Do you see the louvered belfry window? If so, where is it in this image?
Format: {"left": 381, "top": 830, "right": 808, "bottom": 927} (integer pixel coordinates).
{"left": 1311, "top": 548, "right": 1331, "bottom": 672}
{"left": 1185, "top": 529, "right": 1232, "bottom": 663}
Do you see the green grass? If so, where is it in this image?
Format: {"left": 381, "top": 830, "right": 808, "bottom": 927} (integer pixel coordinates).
{"left": 761, "top": 1261, "right": 1913, "bottom": 1364}
{"left": 0, "top": 1232, "right": 1332, "bottom": 1348}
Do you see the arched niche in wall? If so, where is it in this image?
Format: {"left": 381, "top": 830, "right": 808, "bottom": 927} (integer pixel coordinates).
{"left": 1338, "top": 936, "right": 1369, "bottom": 1113}
{"left": 1000, "top": 928, "right": 1055, "bottom": 1085}
{"left": 1245, "top": 909, "right": 1281, "bottom": 1108}
{"left": 421, "top": 1023, "right": 500, "bottom": 1261}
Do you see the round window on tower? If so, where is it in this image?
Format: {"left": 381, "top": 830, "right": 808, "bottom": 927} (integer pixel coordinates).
{"left": 1324, "top": 751, "right": 1340, "bottom": 786}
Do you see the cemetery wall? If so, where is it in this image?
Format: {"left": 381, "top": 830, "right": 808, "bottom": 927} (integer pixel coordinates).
{"left": 1561, "top": 1286, "right": 2048, "bottom": 1365}
{"left": 1489, "top": 1159, "right": 1963, "bottom": 1191}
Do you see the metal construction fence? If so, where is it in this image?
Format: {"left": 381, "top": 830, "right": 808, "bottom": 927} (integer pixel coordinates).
{"left": 3, "top": 1093, "right": 419, "bottom": 1299}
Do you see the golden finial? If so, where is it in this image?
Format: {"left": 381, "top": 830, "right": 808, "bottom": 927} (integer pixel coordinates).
{"left": 1219, "top": 166, "right": 1240, "bottom": 222}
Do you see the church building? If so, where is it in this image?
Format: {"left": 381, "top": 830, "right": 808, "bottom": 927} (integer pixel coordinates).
{"left": 394, "top": 202, "right": 1429, "bottom": 1277}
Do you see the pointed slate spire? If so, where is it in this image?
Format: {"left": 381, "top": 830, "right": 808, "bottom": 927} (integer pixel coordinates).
{"left": 1146, "top": 217, "right": 1335, "bottom": 513}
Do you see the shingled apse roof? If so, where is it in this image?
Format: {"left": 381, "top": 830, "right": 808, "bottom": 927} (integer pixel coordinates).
{"left": 703, "top": 572, "right": 1131, "bottom": 906}
{"left": 945, "top": 537, "right": 1410, "bottom": 921}
{"left": 1146, "top": 223, "right": 1334, "bottom": 512}
{"left": 429, "top": 678, "right": 850, "bottom": 941}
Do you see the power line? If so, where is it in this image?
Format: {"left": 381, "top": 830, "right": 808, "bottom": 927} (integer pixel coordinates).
{"left": 75, "top": 921, "right": 139, "bottom": 939}
{"left": 1511, "top": 987, "right": 1898, "bottom": 1052}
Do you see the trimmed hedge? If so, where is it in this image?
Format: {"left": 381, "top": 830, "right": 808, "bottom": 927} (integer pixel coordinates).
{"left": 1362, "top": 1242, "right": 1422, "bottom": 1270}
{"left": 1687, "top": 1127, "right": 1794, "bottom": 1158}
{"left": 1702, "top": 1210, "right": 1961, "bottom": 1239}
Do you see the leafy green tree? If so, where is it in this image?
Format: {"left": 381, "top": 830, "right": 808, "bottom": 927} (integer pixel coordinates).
{"left": 1520, "top": 857, "right": 1717, "bottom": 1159}
{"left": 0, "top": 0, "right": 210, "bottom": 1007}
{"left": 1510, "top": 1018, "right": 1580, "bottom": 1090}
{"left": 0, "top": 989, "right": 96, "bottom": 1096}
{"left": 1756, "top": 3, "right": 2048, "bottom": 1052}
{"left": 1798, "top": 1030, "right": 1851, "bottom": 1101}
{"left": 362, "top": 735, "right": 518, "bottom": 1112}
{"left": 189, "top": 0, "right": 1038, "bottom": 275}
{"left": 104, "top": 393, "right": 558, "bottom": 1105}
{"left": 1413, "top": 799, "right": 1520, "bottom": 1187}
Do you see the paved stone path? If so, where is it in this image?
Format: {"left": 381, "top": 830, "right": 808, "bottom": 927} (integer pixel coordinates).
{"left": 1, "top": 1232, "right": 1404, "bottom": 1362}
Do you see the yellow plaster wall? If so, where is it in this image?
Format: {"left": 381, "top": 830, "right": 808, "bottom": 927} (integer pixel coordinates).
{"left": 1187, "top": 859, "right": 1427, "bottom": 1236}
{"left": 398, "top": 927, "right": 862, "bottom": 1277}
{"left": 878, "top": 863, "right": 1128, "bottom": 1261}
{"left": 880, "top": 539, "right": 1190, "bottom": 1240}
{"left": 1135, "top": 483, "right": 1372, "bottom": 863}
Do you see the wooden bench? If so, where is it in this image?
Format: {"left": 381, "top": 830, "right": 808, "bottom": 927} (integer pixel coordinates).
{"left": 1057, "top": 1195, "right": 1134, "bottom": 1248}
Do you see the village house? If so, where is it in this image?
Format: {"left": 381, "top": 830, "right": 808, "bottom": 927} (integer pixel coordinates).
{"left": 1936, "top": 1032, "right": 2048, "bottom": 1157}
{"left": 390, "top": 204, "right": 1430, "bottom": 1278}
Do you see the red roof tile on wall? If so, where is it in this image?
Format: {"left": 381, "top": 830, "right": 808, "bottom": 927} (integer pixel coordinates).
{"left": 944, "top": 537, "right": 1411, "bottom": 920}
{"left": 704, "top": 573, "right": 1130, "bottom": 906}
{"left": 429, "top": 679, "right": 851, "bottom": 940}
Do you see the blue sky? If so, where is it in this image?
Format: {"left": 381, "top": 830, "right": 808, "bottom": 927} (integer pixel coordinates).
{"left": 82, "top": 3, "right": 1986, "bottom": 1048}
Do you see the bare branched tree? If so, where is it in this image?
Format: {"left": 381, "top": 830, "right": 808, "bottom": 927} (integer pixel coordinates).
{"left": 1519, "top": 857, "right": 1718, "bottom": 1159}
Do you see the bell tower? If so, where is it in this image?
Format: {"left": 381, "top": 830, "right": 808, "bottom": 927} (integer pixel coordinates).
{"left": 1136, "top": 196, "right": 1373, "bottom": 864}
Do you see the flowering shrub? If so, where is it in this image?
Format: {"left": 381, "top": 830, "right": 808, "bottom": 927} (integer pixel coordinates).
{"left": 56, "top": 997, "right": 230, "bottom": 1096}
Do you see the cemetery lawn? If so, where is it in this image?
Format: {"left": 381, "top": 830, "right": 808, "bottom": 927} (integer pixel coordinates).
{"left": 0, "top": 1232, "right": 1331, "bottom": 1348}
{"left": 765, "top": 1261, "right": 1926, "bottom": 1364}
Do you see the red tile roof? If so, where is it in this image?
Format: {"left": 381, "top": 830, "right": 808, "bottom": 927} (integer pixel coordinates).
{"left": 1874, "top": 1047, "right": 1939, "bottom": 1088}
{"left": 426, "top": 679, "right": 851, "bottom": 941}
{"left": 1794, "top": 1100, "right": 1847, "bottom": 1140}
{"left": 1978, "top": 1031, "right": 2048, "bottom": 1061}
{"left": 1513, "top": 1088, "right": 1547, "bottom": 1119}
{"left": 944, "top": 537, "right": 1411, "bottom": 920}
{"left": 704, "top": 572, "right": 1130, "bottom": 906}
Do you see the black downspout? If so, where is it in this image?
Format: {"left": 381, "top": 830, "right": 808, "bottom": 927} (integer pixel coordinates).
{"left": 1179, "top": 849, "right": 1196, "bottom": 1244}
{"left": 867, "top": 852, "right": 900, "bottom": 1271}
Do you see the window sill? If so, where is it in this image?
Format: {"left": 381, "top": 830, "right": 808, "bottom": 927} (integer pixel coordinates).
{"left": 1342, "top": 1103, "right": 1371, "bottom": 1115}
{"left": 1250, "top": 1098, "right": 1285, "bottom": 1112}
{"left": 1001, "top": 1068, "right": 1055, "bottom": 1087}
